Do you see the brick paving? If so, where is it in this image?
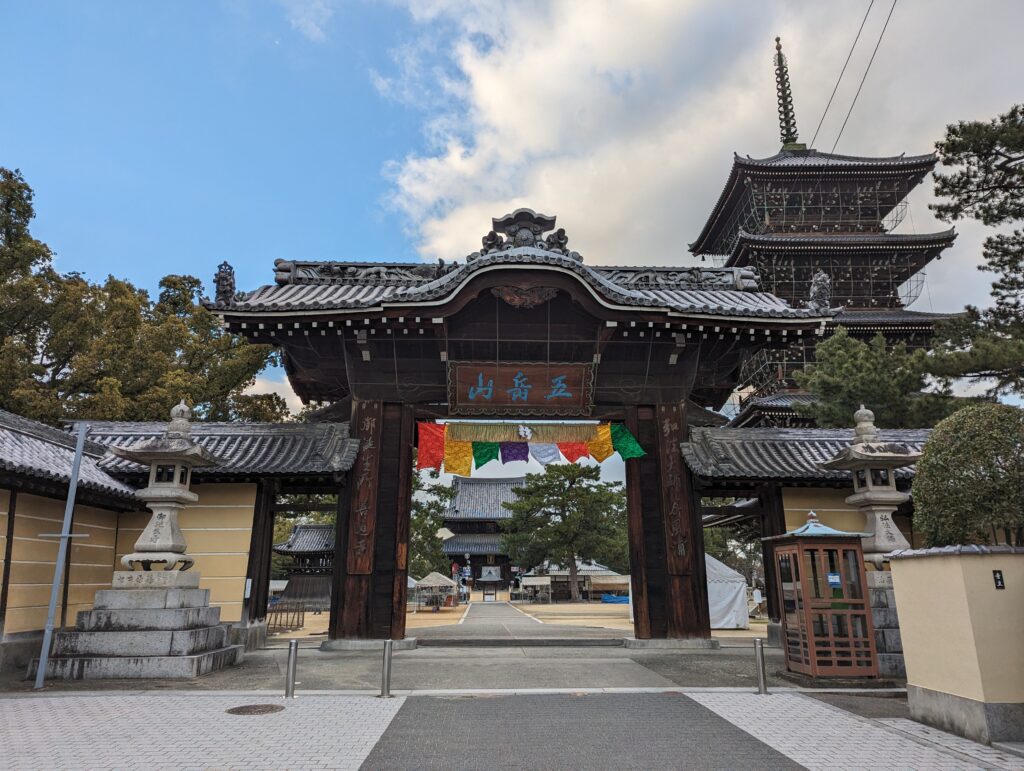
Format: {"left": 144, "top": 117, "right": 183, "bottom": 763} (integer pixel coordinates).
{"left": 0, "top": 693, "right": 403, "bottom": 770}
{"left": 688, "top": 691, "right": 1012, "bottom": 770}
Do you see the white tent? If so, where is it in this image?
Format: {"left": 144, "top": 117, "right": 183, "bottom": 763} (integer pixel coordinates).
{"left": 705, "top": 554, "right": 749, "bottom": 629}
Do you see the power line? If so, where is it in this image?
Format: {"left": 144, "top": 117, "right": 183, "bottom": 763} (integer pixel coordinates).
{"left": 829, "top": 0, "right": 899, "bottom": 156}
{"left": 808, "top": 0, "right": 876, "bottom": 150}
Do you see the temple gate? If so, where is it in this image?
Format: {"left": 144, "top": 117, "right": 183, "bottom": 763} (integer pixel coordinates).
{"left": 211, "top": 209, "right": 828, "bottom": 643}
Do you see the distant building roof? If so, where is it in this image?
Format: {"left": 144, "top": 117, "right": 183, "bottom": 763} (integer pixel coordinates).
{"left": 728, "top": 393, "right": 817, "bottom": 428}
{"left": 0, "top": 409, "right": 136, "bottom": 506}
{"left": 85, "top": 421, "right": 359, "bottom": 480}
{"left": 441, "top": 533, "right": 504, "bottom": 556}
{"left": 273, "top": 523, "right": 335, "bottom": 555}
{"left": 527, "top": 560, "right": 620, "bottom": 577}
{"left": 445, "top": 477, "right": 525, "bottom": 521}
{"left": 681, "top": 426, "right": 930, "bottom": 485}
{"left": 690, "top": 149, "right": 938, "bottom": 256}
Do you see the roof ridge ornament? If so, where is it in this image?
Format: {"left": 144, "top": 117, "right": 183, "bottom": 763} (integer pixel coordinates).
{"left": 774, "top": 37, "right": 805, "bottom": 151}
{"left": 469, "top": 208, "right": 582, "bottom": 262}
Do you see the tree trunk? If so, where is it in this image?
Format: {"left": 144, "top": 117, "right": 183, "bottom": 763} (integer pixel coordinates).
{"left": 568, "top": 555, "right": 580, "bottom": 602}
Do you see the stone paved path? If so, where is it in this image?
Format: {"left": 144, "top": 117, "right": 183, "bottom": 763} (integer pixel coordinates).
{"left": 2, "top": 690, "right": 1020, "bottom": 770}
{"left": 415, "top": 601, "right": 623, "bottom": 640}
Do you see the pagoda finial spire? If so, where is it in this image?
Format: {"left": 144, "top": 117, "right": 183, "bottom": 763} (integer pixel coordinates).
{"left": 774, "top": 37, "right": 801, "bottom": 149}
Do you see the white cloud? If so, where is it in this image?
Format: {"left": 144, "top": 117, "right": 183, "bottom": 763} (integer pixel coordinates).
{"left": 246, "top": 372, "right": 303, "bottom": 414}
{"left": 279, "top": 0, "right": 336, "bottom": 42}
{"left": 380, "top": 0, "right": 1024, "bottom": 314}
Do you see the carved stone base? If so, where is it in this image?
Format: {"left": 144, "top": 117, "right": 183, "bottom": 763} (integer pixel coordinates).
{"left": 120, "top": 552, "right": 194, "bottom": 571}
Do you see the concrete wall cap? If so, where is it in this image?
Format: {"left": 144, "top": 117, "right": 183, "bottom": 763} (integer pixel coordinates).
{"left": 888, "top": 545, "right": 1024, "bottom": 560}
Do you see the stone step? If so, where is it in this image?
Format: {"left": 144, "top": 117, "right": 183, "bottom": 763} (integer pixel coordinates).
{"left": 93, "top": 588, "right": 210, "bottom": 610}
{"left": 28, "top": 645, "right": 244, "bottom": 680}
{"left": 52, "top": 625, "right": 227, "bottom": 657}
{"left": 75, "top": 606, "right": 221, "bottom": 632}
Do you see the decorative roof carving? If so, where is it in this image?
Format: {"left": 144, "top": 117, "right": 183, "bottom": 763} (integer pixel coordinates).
{"left": 214, "top": 261, "right": 236, "bottom": 305}
{"left": 806, "top": 270, "right": 834, "bottom": 313}
{"left": 596, "top": 267, "right": 759, "bottom": 291}
{"left": 273, "top": 259, "right": 456, "bottom": 287}
{"left": 491, "top": 286, "right": 558, "bottom": 309}
{"left": 468, "top": 208, "right": 581, "bottom": 262}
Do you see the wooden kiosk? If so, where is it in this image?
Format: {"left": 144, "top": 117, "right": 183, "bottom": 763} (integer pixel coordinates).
{"left": 765, "top": 512, "right": 878, "bottom": 678}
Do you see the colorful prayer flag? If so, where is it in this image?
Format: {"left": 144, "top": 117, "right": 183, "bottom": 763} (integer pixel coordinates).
{"left": 444, "top": 440, "right": 473, "bottom": 476}
{"left": 610, "top": 423, "right": 646, "bottom": 459}
{"left": 558, "top": 442, "right": 590, "bottom": 463}
{"left": 417, "top": 422, "right": 446, "bottom": 470}
{"left": 587, "top": 423, "right": 614, "bottom": 462}
{"left": 499, "top": 441, "right": 529, "bottom": 464}
{"left": 528, "top": 443, "right": 560, "bottom": 466}
{"left": 472, "top": 441, "right": 499, "bottom": 468}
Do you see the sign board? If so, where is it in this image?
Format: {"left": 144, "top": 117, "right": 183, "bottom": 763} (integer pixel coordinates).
{"left": 461, "top": 566, "right": 472, "bottom": 577}
{"left": 993, "top": 569, "right": 1005, "bottom": 590}
{"left": 447, "top": 361, "right": 594, "bottom": 416}
{"left": 479, "top": 565, "right": 502, "bottom": 582}
{"left": 826, "top": 572, "right": 842, "bottom": 589}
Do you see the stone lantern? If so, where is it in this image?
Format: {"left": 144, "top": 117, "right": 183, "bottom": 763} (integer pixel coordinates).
{"left": 818, "top": 406, "right": 919, "bottom": 568}
{"left": 32, "top": 401, "right": 244, "bottom": 680}
{"left": 111, "top": 400, "right": 218, "bottom": 573}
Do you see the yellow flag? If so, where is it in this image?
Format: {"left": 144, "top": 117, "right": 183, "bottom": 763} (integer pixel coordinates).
{"left": 444, "top": 440, "right": 473, "bottom": 476}
{"left": 587, "top": 424, "right": 614, "bottom": 462}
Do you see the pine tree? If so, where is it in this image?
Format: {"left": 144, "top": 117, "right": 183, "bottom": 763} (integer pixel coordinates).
{"left": 500, "top": 464, "right": 626, "bottom": 601}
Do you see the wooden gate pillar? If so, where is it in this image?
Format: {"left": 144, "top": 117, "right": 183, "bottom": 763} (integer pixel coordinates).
{"left": 328, "top": 400, "right": 415, "bottom": 640}
{"left": 758, "top": 483, "right": 787, "bottom": 625}
{"left": 625, "top": 404, "right": 711, "bottom": 639}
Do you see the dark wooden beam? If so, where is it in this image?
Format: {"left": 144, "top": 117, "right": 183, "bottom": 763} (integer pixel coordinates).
{"left": 389, "top": 404, "right": 416, "bottom": 640}
{"left": 758, "top": 484, "right": 787, "bottom": 624}
{"left": 243, "top": 479, "right": 278, "bottom": 624}
{"left": 623, "top": 406, "right": 651, "bottom": 640}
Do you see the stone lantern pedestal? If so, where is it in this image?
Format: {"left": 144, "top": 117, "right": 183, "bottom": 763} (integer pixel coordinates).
{"left": 818, "top": 406, "right": 920, "bottom": 679}
{"left": 29, "top": 403, "right": 244, "bottom": 680}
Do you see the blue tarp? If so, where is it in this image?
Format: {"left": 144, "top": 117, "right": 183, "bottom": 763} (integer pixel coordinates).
{"left": 601, "top": 594, "right": 630, "bottom": 604}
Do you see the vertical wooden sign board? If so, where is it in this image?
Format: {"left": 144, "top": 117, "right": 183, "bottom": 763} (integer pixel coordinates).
{"left": 657, "top": 404, "right": 691, "bottom": 576}
{"left": 347, "top": 400, "right": 383, "bottom": 575}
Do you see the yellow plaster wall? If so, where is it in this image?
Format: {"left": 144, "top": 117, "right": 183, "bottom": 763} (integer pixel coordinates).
{"left": 0, "top": 489, "right": 9, "bottom": 622}
{"left": 891, "top": 553, "right": 1024, "bottom": 704}
{"left": 781, "top": 487, "right": 915, "bottom": 545}
{"left": 2, "top": 494, "right": 118, "bottom": 634}
{"left": 115, "top": 483, "right": 257, "bottom": 622}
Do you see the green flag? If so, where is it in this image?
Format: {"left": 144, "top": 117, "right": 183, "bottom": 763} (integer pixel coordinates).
{"left": 472, "top": 441, "right": 499, "bottom": 468}
{"left": 610, "top": 423, "right": 646, "bottom": 460}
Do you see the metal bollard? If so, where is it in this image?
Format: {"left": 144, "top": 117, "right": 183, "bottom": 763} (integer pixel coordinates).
{"left": 754, "top": 638, "right": 768, "bottom": 695}
{"left": 380, "top": 639, "right": 394, "bottom": 698}
{"left": 285, "top": 639, "right": 299, "bottom": 698}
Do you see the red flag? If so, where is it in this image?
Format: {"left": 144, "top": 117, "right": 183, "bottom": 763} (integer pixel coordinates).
{"left": 417, "top": 422, "right": 446, "bottom": 470}
{"left": 557, "top": 442, "right": 590, "bottom": 463}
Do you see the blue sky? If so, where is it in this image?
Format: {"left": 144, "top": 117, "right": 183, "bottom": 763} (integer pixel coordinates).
{"left": 4, "top": 1, "right": 1022, "bottom": 409}
{"left": 2, "top": 1, "right": 431, "bottom": 294}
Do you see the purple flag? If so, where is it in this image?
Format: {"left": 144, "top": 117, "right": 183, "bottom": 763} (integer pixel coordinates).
{"left": 499, "top": 441, "right": 529, "bottom": 464}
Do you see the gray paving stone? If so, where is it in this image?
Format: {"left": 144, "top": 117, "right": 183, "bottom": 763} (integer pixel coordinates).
{"left": 362, "top": 693, "right": 801, "bottom": 770}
